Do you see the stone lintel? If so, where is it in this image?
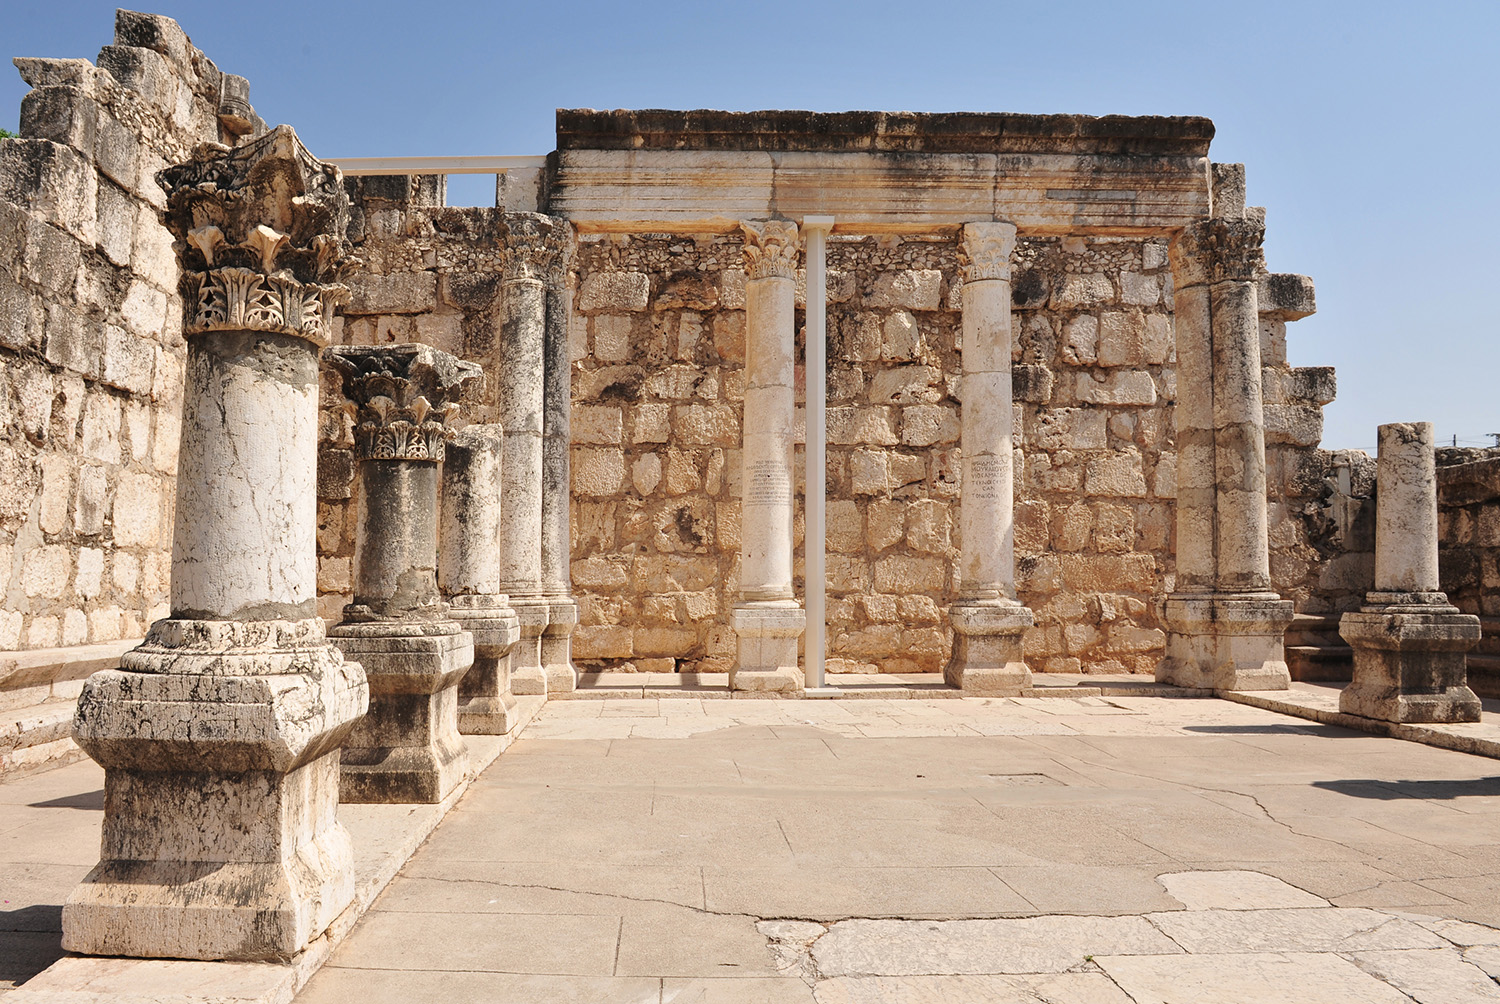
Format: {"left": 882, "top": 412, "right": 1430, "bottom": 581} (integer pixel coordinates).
{"left": 557, "top": 109, "right": 1215, "bottom": 155}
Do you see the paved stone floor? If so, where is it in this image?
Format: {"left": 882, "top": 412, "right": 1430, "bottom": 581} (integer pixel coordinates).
{"left": 6, "top": 695, "right": 1500, "bottom": 1001}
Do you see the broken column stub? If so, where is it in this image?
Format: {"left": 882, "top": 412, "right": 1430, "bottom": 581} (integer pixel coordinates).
{"left": 947, "top": 222, "right": 1033, "bottom": 696}
{"left": 1340, "top": 422, "right": 1481, "bottom": 723}
{"left": 1159, "top": 217, "right": 1294, "bottom": 692}
{"left": 64, "top": 126, "right": 368, "bottom": 961}
{"left": 440, "top": 424, "right": 522, "bottom": 734}
{"left": 496, "top": 214, "right": 572, "bottom": 694}
{"left": 326, "top": 343, "right": 482, "bottom": 802}
{"left": 731, "top": 220, "right": 805, "bottom": 693}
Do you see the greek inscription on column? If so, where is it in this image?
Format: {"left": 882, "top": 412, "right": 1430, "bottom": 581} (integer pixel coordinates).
{"left": 745, "top": 459, "right": 792, "bottom": 506}
{"left": 970, "top": 455, "right": 1004, "bottom": 500}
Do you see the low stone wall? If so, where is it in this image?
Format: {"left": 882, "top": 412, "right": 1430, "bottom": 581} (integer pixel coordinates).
{"left": 1437, "top": 448, "right": 1500, "bottom": 695}
{"left": 0, "top": 12, "right": 263, "bottom": 653}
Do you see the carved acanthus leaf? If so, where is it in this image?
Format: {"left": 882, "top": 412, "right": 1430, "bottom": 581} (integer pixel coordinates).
{"left": 958, "top": 223, "right": 1017, "bottom": 284}
{"left": 740, "top": 220, "right": 800, "bottom": 280}
{"left": 325, "top": 344, "right": 483, "bottom": 463}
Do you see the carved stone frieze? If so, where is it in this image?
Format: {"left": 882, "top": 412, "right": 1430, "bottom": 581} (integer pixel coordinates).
{"left": 325, "top": 344, "right": 483, "bottom": 463}
{"left": 958, "top": 222, "right": 1016, "bottom": 284}
{"left": 158, "top": 125, "right": 357, "bottom": 342}
{"left": 740, "top": 220, "right": 800, "bottom": 280}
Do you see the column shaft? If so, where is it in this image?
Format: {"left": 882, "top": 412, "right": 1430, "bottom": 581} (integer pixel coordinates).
{"left": 64, "top": 127, "right": 366, "bottom": 961}
{"left": 1160, "top": 217, "right": 1292, "bottom": 691}
{"left": 1340, "top": 421, "right": 1481, "bottom": 722}
{"left": 946, "top": 222, "right": 1032, "bottom": 696}
{"left": 730, "top": 221, "right": 805, "bottom": 692}
{"left": 540, "top": 260, "right": 578, "bottom": 692}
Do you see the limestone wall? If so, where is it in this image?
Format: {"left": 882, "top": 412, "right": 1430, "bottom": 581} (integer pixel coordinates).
{"left": 319, "top": 195, "right": 1338, "bottom": 674}
{"left": 0, "top": 12, "right": 263, "bottom": 657}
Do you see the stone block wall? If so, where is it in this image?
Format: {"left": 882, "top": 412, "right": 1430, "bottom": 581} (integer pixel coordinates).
{"left": 1436, "top": 449, "right": 1500, "bottom": 696}
{"left": 317, "top": 203, "right": 1336, "bottom": 674}
{"left": 0, "top": 12, "right": 263, "bottom": 653}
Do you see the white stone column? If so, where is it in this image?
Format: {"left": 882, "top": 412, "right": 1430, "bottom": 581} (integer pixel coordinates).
{"left": 540, "top": 232, "right": 578, "bottom": 693}
{"left": 1340, "top": 422, "right": 1481, "bottom": 722}
{"left": 802, "top": 215, "right": 834, "bottom": 692}
{"left": 63, "top": 127, "right": 368, "bottom": 960}
{"left": 440, "top": 425, "right": 522, "bottom": 734}
{"left": 1160, "top": 217, "right": 1294, "bottom": 691}
{"left": 730, "top": 220, "right": 805, "bottom": 692}
{"left": 947, "top": 222, "right": 1034, "bottom": 695}
{"left": 496, "top": 213, "right": 564, "bottom": 694}
{"left": 327, "top": 344, "right": 482, "bottom": 803}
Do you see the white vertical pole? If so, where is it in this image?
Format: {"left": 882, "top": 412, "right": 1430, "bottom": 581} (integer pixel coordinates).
{"left": 802, "top": 216, "right": 834, "bottom": 692}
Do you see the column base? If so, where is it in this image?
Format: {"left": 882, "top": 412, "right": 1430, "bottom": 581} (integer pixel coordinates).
{"left": 542, "top": 598, "right": 578, "bottom": 694}
{"left": 1158, "top": 593, "right": 1294, "bottom": 692}
{"left": 1339, "top": 601, "right": 1482, "bottom": 724}
{"left": 946, "top": 601, "right": 1034, "bottom": 696}
{"left": 329, "top": 620, "right": 473, "bottom": 803}
{"left": 508, "top": 597, "right": 550, "bottom": 696}
{"left": 449, "top": 594, "right": 521, "bottom": 735}
{"left": 63, "top": 618, "right": 367, "bottom": 961}
{"left": 730, "top": 602, "right": 805, "bottom": 693}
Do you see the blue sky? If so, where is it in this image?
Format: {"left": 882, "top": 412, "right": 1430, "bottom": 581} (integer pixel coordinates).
{"left": 4, "top": 1, "right": 1496, "bottom": 453}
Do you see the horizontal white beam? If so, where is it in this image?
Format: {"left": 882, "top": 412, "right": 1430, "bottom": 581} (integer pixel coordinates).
{"left": 328, "top": 156, "right": 548, "bottom": 176}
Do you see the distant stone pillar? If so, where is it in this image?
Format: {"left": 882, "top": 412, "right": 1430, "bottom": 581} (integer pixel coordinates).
{"left": 327, "top": 344, "right": 482, "bottom": 803}
{"left": 947, "top": 222, "right": 1034, "bottom": 695}
{"left": 1160, "top": 217, "right": 1294, "bottom": 691}
{"left": 540, "top": 230, "right": 578, "bottom": 692}
{"left": 63, "top": 127, "right": 368, "bottom": 960}
{"left": 440, "top": 425, "right": 522, "bottom": 734}
{"left": 730, "top": 220, "right": 805, "bottom": 692}
{"left": 1340, "top": 422, "right": 1481, "bottom": 722}
{"left": 496, "top": 214, "right": 564, "bottom": 694}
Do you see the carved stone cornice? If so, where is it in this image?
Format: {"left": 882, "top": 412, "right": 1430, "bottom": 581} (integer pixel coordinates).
{"left": 158, "top": 125, "right": 357, "bottom": 344}
{"left": 500, "top": 213, "right": 568, "bottom": 285}
{"left": 958, "top": 222, "right": 1017, "bottom": 284}
{"left": 325, "top": 344, "right": 483, "bottom": 463}
{"left": 1169, "top": 217, "right": 1266, "bottom": 288}
{"left": 740, "top": 220, "right": 800, "bottom": 280}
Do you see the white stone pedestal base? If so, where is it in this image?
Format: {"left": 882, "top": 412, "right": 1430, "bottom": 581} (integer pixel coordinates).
{"left": 63, "top": 619, "right": 367, "bottom": 960}
{"left": 1340, "top": 597, "right": 1482, "bottom": 723}
{"left": 542, "top": 599, "right": 578, "bottom": 694}
{"left": 330, "top": 621, "right": 473, "bottom": 804}
{"left": 449, "top": 595, "right": 521, "bottom": 736}
{"left": 730, "top": 603, "right": 805, "bottom": 693}
{"left": 508, "top": 599, "right": 550, "bottom": 695}
{"left": 946, "top": 602, "right": 1034, "bottom": 696}
{"left": 1159, "top": 594, "right": 1294, "bottom": 692}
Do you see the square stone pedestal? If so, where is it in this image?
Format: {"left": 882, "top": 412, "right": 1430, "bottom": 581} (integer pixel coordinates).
{"left": 508, "top": 598, "right": 550, "bottom": 696}
{"left": 449, "top": 595, "right": 521, "bottom": 736}
{"left": 330, "top": 621, "right": 474, "bottom": 803}
{"left": 1340, "top": 604, "right": 1482, "bottom": 723}
{"left": 946, "top": 602, "right": 1034, "bottom": 696}
{"left": 730, "top": 603, "right": 805, "bottom": 693}
{"left": 63, "top": 619, "right": 367, "bottom": 960}
{"left": 542, "top": 598, "right": 578, "bottom": 694}
{"left": 1159, "top": 594, "right": 1294, "bottom": 691}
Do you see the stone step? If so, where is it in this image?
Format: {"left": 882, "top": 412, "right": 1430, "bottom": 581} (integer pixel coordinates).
{"left": 1286, "top": 644, "right": 1353, "bottom": 683}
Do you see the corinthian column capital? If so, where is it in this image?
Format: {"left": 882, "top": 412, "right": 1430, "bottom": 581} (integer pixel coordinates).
{"left": 158, "top": 125, "right": 356, "bottom": 346}
{"left": 740, "top": 220, "right": 801, "bottom": 280}
{"left": 958, "top": 222, "right": 1017, "bottom": 284}
{"left": 1169, "top": 217, "right": 1266, "bottom": 287}
{"left": 500, "top": 212, "right": 568, "bottom": 284}
{"left": 326, "top": 344, "right": 483, "bottom": 463}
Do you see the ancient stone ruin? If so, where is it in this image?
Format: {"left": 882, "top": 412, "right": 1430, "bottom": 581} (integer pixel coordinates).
{"left": 0, "top": 8, "right": 1494, "bottom": 971}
